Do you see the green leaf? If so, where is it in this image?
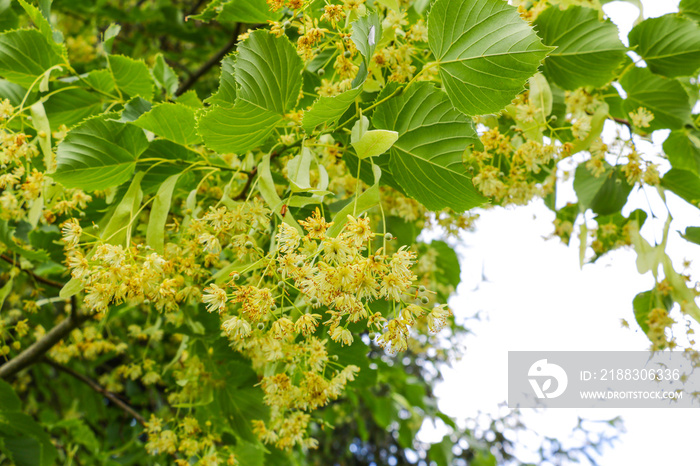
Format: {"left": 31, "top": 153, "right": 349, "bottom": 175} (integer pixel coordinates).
{"left": 176, "top": 90, "right": 203, "bottom": 108}
{"left": 219, "top": 387, "right": 267, "bottom": 443}
{"left": 152, "top": 53, "right": 178, "bottom": 97}
{"left": 471, "top": 451, "right": 497, "bottom": 466}
{"left": 629, "top": 14, "right": 700, "bottom": 78}
{"left": 52, "top": 419, "right": 99, "bottom": 454}
{"left": 132, "top": 102, "right": 201, "bottom": 146}
{"left": 351, "top": 12, "right": 382, "bottom": 64}
{"left": 233, "top": 440, "right": 265, "bottom": 466}
{"left": 146, "top": 174, "right": 180, "bottom": 255}
{"left": 138, "top": 139, "right": 197, "bottom": 195}
{"left": 84, "top": 69, "right": 115, "bottom": 95}
{"left": 54, "top": 115, "right": 149, "bottom": 191}
{"left": 0, "top": 79, "right": 27, "bottom": 105}
{"left": 663, "top": 130, "right": 700, "bottom": 175}
{"left": 620, "top": 67, "right": 693, "bottom": 131}
{"left": 302, "top": 86, "right": 363, "bottom": 133}
{"left": 428, "top": 0, "right": 552, "bottom": 115}
{"left": 16, "top": 0, "right": 64, "bottom": 57}
{"left": 428, "top": 435, "right": 454, "bottom": 466}
{"left": 680, "top": 0, "right": 700, "bottom": 23}
{"left": 534, "top": 6, "right": 626, "bottom": 90}
{"left": 573, "top": 162, "right": 633, "bottom": 215}
{"left": 0, "top": 29, "right": 63, "bottom": 88}
{"left": 217, "top": 0, "right": 282, "bottom": 23}
{"left": 200, "top": 31, "right": 303, "bottom": 153}
{"left": 118, "top": 96, "right": 152, "bottom": 123}
{"left": 681, "top": 226, "right": 700, "bottom": 245}
{"left": 107, "top": 55, "right": 154, "bottom": 100}
{"left": 0, "top": 221, "right": 50, "bottom": 263}
{"left": 373, "top": 82, "right": 486, "bottom": 211}
{"left": 102, "top": 23, "right": 120, "bottom": 54}
{"left": 206, "top": 54, "right": 236, "bottom": 106}
{"left": 43, "top": 87, "right": 102, "bottom": 130}
{"left": 236, "top": 30, "right": 303, "bottom": 114}
{"left": 430, "top": 241, "right": 461, "bottom": 289}
{"left": 198, "top": 100, "right": 282, "bottom": 154}
{"left": 0, "top": 277, "right": 12, "bottom": 310}
{"left": 0, "top": 411, "right": 57, "bottom": 466}
{"left": 661, "top": 168, "right": 700, "bottom": 207}
{"left": 0, "top": 380, "right": 20, "bottom": 411}
{"left": 188, "top": 0, "right": 226, "bottom": 21}
{"left": 0, "top": 0, "right": 19, "bottom": 32}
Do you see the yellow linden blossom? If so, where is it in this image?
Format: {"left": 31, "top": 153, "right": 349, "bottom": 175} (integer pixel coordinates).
{"left": 343, "top": 214, "right": 374, "bottom": 247}
{"left": 202, "top": 284, "right": 228, "bottom": 313}
{"left": 266, "top": 0, "right": 285, "bottom": 11}
{"left": 0, "top": 98, "right": 13, "bottom": 120}
{"left": 321, "top": 4, "right": 344, "bottom": 26}
{"left": 629, "top": 106, "right": 654, "bottom": 128}
{"left": 298, "top": 207, "right": 333, "bottom": 239}
{"left": 61, "top": 218, "right": 83, "bottom": 248}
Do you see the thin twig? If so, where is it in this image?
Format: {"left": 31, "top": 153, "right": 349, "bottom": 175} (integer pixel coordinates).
{"left": 234, "top": 167, "right": 258, "bottom": 201}
{"left": 0, "top": 308, "right": 90, "bottom": 379}
{"left": 175, "top": 26, "right": 242, "bottom": 96}
{"left": 232, "top": 143, "right": 301, "bottom": 200}
{"left": 1, "top": 254, "right": 65, "bottom": 289}
{"left": 43, "top": 358, "right": 147, "bottom": 427}
{"left": 613, "top": 117, "right": 632, "bottom": 131}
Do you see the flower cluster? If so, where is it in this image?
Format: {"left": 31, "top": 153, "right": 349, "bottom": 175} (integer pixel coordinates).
{"left": 199, "top": 207, "right": 452, "bottom": 448}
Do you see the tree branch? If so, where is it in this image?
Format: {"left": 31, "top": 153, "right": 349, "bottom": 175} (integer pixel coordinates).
{"left": 0, "top": 307, "right": 89, "bottom": 379}
{"left": 612, "top": 117, "right": 632, "bottom": 132}
{"left": 1, "top": 254, "right": 65, "bottom": 289}
{"left": 175, "top": 26, "right": 242, "bottom": 96}
{"left": 43, "top": 358, "right": 147, "bottom": 427}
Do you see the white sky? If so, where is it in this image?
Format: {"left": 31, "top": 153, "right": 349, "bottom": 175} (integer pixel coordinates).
{"left": 424, "top": 0, "right": 700, "bottom": 464}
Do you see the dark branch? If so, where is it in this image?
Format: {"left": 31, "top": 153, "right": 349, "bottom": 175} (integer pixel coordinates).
{"left": 232, "top": 143, "right": 299, "bottom": 201}
{"left": 43, "top": 358, "right": 147, "bottom": 427}
{"left": 234, "top": 167, "right": 258, "bottom": 201}
{"left": 175, "top": 26, "right": 242, "bottom": 96}
{"left": 0, "top": 307, "right": 90, "bottom": 379}
{"left": 612, "top": 117, "right": 632, "bottom": 131}
{"left": 1, "top": 254, "right": 65, "bottom": 289}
